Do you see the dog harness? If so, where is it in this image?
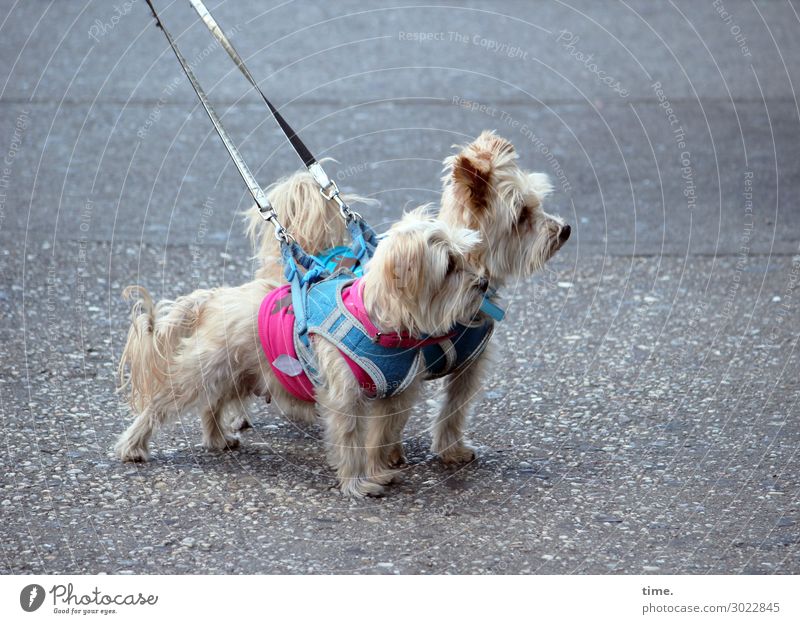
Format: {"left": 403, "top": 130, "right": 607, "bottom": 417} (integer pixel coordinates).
{"left": 315, "top": 247, "right": 501, "bottom": 379}
{"left": 259, "top": 276, "right": 454, "bottom": 402}
{"left": 420, "top": 320, "right": 495, "bottom": 379}
{"left": 309, "top": 246, "right": 501, "bottom": 382}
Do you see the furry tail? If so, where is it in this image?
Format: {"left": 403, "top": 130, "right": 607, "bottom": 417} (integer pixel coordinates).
{"left": 117, "top": 285, "right": 212, "bottom": 412}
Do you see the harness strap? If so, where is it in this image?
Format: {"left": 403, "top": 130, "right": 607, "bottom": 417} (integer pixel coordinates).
{"left": 346, "top": 280, "right": 453, "bottom": 348}
{"left": 280, "top": 241, "right": 331, "bottom": 337}
{"left": 479, "top": 287, "right": 506, "bottom": 321}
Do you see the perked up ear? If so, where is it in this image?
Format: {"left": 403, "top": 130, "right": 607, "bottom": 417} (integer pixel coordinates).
{"left": 451, "top": 153, "right": 492, "bottom": 212}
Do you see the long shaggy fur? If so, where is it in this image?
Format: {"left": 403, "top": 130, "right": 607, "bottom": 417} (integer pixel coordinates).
{"left": 115, "top": 213, "right": 484, "bottom": 497}
{"left": 243, "top": 131, "right": 571, "bottom": 468}
{"left": 245, "top": 164, "right": 375, "bottom": 280}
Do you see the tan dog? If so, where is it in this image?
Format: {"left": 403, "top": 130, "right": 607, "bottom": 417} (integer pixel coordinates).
{"left": 245, "top": 131, "right": 570, "bottom": 467}
{"left": 431, "top": 131, "right": 569, "bottom": 463}
{"left": 244, "top": 164, "right": 374, "bottom": 281}
{"left": 115, "top": 210, "right": 486, "bottom": 496}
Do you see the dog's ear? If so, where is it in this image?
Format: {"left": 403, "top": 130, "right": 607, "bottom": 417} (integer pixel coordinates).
{"left": 451, "top": 152, "right": 492, "bottom": 213}
{"left": 448, "top": 132, "right": 516, "bottom": 216}
{"left": 380, "top": 232, "right": 424, "bottom": 301}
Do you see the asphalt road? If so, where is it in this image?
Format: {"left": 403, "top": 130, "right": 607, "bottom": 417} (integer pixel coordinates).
{"left": 1, "top": 0, "right": 798, "bottom": 574}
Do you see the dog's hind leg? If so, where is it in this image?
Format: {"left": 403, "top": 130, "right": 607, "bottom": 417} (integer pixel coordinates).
{"left": 115, "top": 406, "right": 166, "bottom": 462}
{"left": 430, "top": 349, "right": 489, "bottom": 464}
{"left": 201, "top": 398, "right": 240, "bottom": 451}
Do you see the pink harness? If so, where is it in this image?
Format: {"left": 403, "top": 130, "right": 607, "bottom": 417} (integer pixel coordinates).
{"left": 258, "top": 279, "right": 446, "bottom": 402}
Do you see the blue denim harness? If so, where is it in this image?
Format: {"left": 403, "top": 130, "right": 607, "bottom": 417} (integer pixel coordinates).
{"left": 294, "top": 276, "right": 441, "bottom": 399}
{"left": 306, "top": 246, "right": 501, "bottom": 382}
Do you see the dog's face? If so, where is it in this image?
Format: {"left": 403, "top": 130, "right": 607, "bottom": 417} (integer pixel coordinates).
{"left": 364, "top": 209, "right": 487, "bottom": 337}
{"left": 440, "top": 131, "right": 570, "bottom": 286}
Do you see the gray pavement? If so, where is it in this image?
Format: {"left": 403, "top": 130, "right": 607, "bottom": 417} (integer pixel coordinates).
{"left": 1, "top": 0, "right": 798, "bottom": 574}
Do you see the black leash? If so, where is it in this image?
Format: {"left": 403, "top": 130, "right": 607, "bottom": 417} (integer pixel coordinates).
{"left": 186, "top": 0, "right": 362, "bottom": 225}
{"left": 187, "top": 0, "right": 315, "bottom": 168}
{"left": 142, "top": 0, "right": 291, "bottom": 243}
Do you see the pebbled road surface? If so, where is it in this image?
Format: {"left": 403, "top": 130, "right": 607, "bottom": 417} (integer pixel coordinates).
{"left": 1, "top": 0, "right": 798, "bottom": 574}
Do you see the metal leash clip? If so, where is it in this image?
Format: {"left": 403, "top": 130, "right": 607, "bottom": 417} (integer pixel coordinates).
{"left": 321, "top": 180, "right": 364, "bottom": 224}
{"left": 144, "top": 0, "right": 295, "bottom": 247}
{"left": 258, "top": 205, "right": 294, "bottom": 243}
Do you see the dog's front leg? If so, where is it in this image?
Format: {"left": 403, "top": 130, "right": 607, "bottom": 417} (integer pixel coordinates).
{"left": 367, "top": 382, "right": 419, "bottom": 478}
{"left": 430, "top": 347, "right": 490, "bottom": 464}
{"left": 320, "top": 397, "right": 388, "bottom": 498}
{"left": 314, "top": 341, "right": 384, "bottom": 497}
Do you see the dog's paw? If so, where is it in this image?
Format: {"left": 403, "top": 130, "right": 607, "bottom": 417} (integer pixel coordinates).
{"left": 339, "top": 477, "right": 385, "bottom": 498}
{"left": 387, "top": 444, "right": 407, "bottom": 468}
{"left": 204, "top": 434, "right": 240, "bottom": 451}
{"left": 114, "top": 443, "right": 150, "bottom": 463}
{"left": 370, "top": 468, "right": 400, "bottom": 486}
{"left": 434, "top": 442, "right": 477, "bottom": 465}
{"left": 234, "top": 417, "right": 253, "bottom": 432}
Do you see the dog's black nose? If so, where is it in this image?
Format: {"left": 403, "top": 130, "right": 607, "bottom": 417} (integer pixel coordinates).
{"left": 559, "top": 224, "right": 571, "bottom": 243}
{"left": 478, "top": 276, "right": 489, "bottom": 291}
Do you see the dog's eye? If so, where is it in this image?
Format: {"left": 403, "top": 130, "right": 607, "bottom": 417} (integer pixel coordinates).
{"left": 517, "top": 204, "right": 533, "bottom": 228}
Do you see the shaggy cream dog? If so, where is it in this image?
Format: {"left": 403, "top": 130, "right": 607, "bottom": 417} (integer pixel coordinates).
{"left": 115, "top": 211, "right": 486, "bottom": 496}
{"left": 245, "top": 131, "right": 570, "bottom": 466}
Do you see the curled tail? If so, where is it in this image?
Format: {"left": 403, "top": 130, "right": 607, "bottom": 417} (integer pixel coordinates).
{"left": 117, "top": 285, "right": 212, "bottom": 412}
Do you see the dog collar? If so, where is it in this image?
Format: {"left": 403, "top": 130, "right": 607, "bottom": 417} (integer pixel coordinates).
{"left": 479, "top": 287, "right": 505, "bottom": 322}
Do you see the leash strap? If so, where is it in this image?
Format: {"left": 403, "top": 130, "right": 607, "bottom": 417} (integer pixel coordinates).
{"left": 143, "top": 0, "right": 294, "bottom": 246}
{"left": 186, "top": 0, "right": 375, "bottom": 239}
{"left": 144, "top": 1, "right": 339, "bottom": 341}
{"left": 187, "top": 0, "right": 315, "bottom": 168}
